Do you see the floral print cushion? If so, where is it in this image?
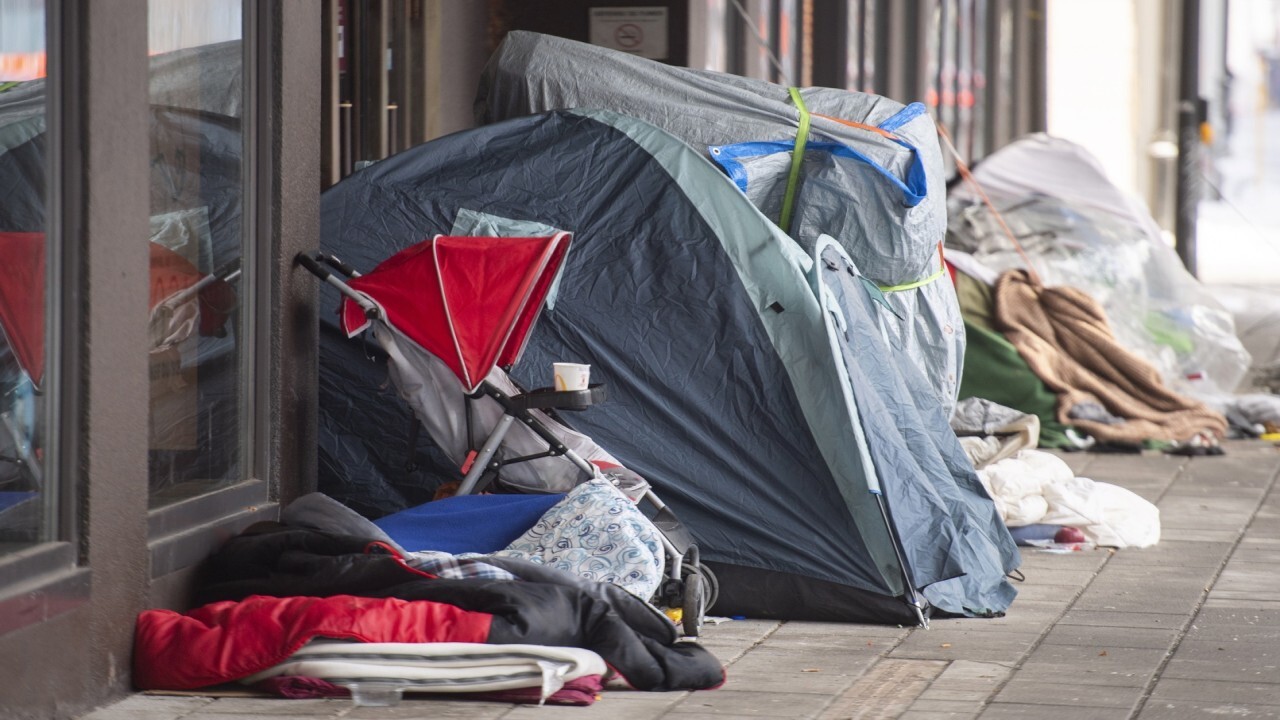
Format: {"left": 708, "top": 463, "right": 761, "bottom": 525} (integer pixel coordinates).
{"left": 496, "top": 479, "right": 665, "bottom": 600}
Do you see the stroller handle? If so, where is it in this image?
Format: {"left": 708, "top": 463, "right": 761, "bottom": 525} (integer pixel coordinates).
{"left": 295, "top": 252, "right": 380, "bottom": 320}
{"left": 295, "top": 252, "right": 332, "bottom": 280}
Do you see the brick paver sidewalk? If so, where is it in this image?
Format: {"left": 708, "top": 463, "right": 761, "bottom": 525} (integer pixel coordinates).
{"left": 83, "top": 440, "right": 1280, "bottom": 720}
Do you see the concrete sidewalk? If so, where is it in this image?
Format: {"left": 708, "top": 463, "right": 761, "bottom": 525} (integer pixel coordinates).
{"left": 82, "top": 440, "right": 1280, "bottom": 720}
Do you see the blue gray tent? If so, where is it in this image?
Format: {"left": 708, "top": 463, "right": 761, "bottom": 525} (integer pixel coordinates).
{"left": 318, "top": 108, "right": 1019, "bottom": 624}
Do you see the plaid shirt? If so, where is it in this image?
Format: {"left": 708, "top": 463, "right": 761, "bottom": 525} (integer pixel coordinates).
{"left": 404, "top": 551, "right": 518, "bottom": 581}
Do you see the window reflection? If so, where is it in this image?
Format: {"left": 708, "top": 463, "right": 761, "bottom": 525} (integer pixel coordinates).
{"left": 147, "top": 0, "right": 247, "bottom": 506}
{"left": 0, "top": 0, "right": 48, "bottom": 548}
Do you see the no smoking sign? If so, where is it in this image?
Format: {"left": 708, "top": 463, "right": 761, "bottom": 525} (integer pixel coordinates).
{"left": 589, "top": 7, "right": 668, "bottom": 59}
{"left": 614, "top": 23, "right": 643, "bottom": 49}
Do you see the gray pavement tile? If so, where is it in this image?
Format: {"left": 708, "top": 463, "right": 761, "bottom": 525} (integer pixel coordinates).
{"left": 728, "top": 644, "right": 886, "bottom": 663}
{"left": 1011, "top": 567, "right": 1103, "bottom": 586}
{"left": 1168, "top": 638, "right": 1280, "bottom": 666}
{"left": 771, "top": 621, "right": 914, "bottom": 638}
{"left": 718, "top": 667, "right": 864, "bottom": 695}
{"left": 1021, "top": 643, "right": 1167, "bottom": 668}
{"left": 1253, "top": 518, "right": 1280, "bottom": 535}
{"left": 1075, "top": 453, "right": 1187, "bottom": 479}
{"left": 897, "top": 713, "right": 982, "bottom": 720}
{"left": 1210, "top": 589, "right": 1280, "bottom": 603}
{"left": 1084, "top": 572, "right": 1212, "bottom": 592}
{"left": 1006, "top": 582, "right": 1087, "bottom": 604}
{"left": 700, "top": 641, "right": 765, "bottom": 665}
{"left": 1094, "top": 563, "right": 1220, "bottom": 582}
{"left": 1057, "top": 609, "right": 1187, "bottom": 629}
{"left": 1184, "top": 622, "right": 1280, "bottom": 642}
{"left": 1011, "top": 662, "right": 1154, "bottom": 688}
{"left": 1222, "top": 562, "right": 1280, "bottom": 595}
{"left": 1161, "top": 483, "right": 1269, "bottom": 499}
{"left": 1199, "top": 596, "right": 1280, "bottom": 611}
{"left": 181, "top": 697, "right": 348, "bottom": 716}
{"left": 764, "top": 622, "right": 911, "bottom": 649}
{"left": 1013, "top": 645, "right": 1168, "bottom": 689}
{"left": 1158, "top": 495, "right": 1262, "bottom": 524}
{"left": 1161, "top": 657, "right": 1280, "bottom": 684}
{"left": 1106, "top": 542, "right": 1235, "bottom": 567}
{"left": 185, "top": 712, "right": 343, "bottom": 717}
{"left": 1136, "top": 700, "right": 1280, "bottom": 719}
{"left": 1040, "top": 624, "right": 1180, "bottom": 649}
{"left": 1155, "top": 526, "right": 1245, "bottom": 542}
{"left": 80, "top": 695, "right": 217, "bottom": 720}
{"left": 344, "top": 699, "right": 514, "bottom": 719}
{"left": 664, "top": 716, "right": 812, "bottom": 720}
{"left": 1177, "top": 458, "right": 1280, "bottom": 489}
{"left": 1191, "top": 604, "right": 1280, "bottom": 627}
{"left": 980, "top": 701, "right": 1133, "bottom": 719}
{"left": 927, "top": 660, "right": 1013, "bottom": 684}
{"left": 1229, "top": 540, "right": 1280, "bottom": 564}
{"left": 1148, "top": 677, "right": 1280, "bottom": 705}
{"left": 906, "top": 699, "right": 987, "bottom": 715}
{"left": 889, "top": 629, "right": 1040, "bottom": 663}
{"left": 815, "top": 658, "right": 946, "bottom": 720}
{"left": 666, "top": 689, "right": 833, "bottom": 717}
{"left": 502, "top": 696, "right": 679, "bottom": 720}
{"left": 1070, "top": 586, "right": 1204, "bottom": 615}
{"left": 1256, "top": 531, "right": 1280, "bottom": 544}
{"left": 727, "top": 648, "right": 880, "bottom": 679}
{"left": 917, "top": 688, "right": 1003, "bottom": 703}
{"left": 993, "top": 679, "right": 1143, "bottom": 708}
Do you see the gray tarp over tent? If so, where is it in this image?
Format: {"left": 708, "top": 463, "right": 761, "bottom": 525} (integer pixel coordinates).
{"left": 318, "top": 108, "right": 1019, "bottom": 623}
{"left": 476, "top": 31, "right": 964, "bottom": 416}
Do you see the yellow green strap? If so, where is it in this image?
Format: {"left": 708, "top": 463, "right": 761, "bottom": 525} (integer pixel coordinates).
{"left": 779, "top": 87, "right": 811, "bottom": 234}
{"left": 877, "top": 264, "right": 946, "bottom": 293}
{"left": 878, "top": 244, "right": 948, "bottom": 292}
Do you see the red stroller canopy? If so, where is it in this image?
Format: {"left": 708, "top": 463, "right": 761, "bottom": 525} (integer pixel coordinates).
{"left": 340, "top": 233, "right": 571, "bottom": 393}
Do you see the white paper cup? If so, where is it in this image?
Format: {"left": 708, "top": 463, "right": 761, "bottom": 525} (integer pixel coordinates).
{"left": 553, "top": 362, "right": 591, "bottom": 391}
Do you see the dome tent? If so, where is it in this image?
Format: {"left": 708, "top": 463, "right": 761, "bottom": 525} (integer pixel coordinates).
{"left": 318, "top": 108, "right": 1018, "bottom": 623}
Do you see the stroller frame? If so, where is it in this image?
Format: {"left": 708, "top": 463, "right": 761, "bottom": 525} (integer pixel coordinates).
{"left": 299, "top": 247, "right": 716, "bottom": 638}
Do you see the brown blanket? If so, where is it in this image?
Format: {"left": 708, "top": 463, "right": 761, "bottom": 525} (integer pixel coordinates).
{"left": 993, "top": 269, "right": 1227, "bottom": 444}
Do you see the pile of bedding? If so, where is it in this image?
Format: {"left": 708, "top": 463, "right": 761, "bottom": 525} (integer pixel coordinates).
{"left": 134, "top": 486, "right": 724, "bottom": 704}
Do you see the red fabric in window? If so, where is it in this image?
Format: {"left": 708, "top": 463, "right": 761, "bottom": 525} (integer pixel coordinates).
{"left": 148, "top": 243, "right": 236, "bottom": 336}
{"left": 0, "top": 232, "right": 44, "bottom": 384}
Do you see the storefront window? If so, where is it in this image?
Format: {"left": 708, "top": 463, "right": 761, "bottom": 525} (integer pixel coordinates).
{"left": 147, "top": 0, "right": 249, "bottom": 507}
{"left": 0, "top": 0, "right": 51, "bottom": 552}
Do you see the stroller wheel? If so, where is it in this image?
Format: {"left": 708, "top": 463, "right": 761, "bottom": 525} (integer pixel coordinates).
{"left": 681, "top": 560, "right": 720, "bottom": 612}
{"left": 681, "top": 571, "right": 706, "bottom": 640}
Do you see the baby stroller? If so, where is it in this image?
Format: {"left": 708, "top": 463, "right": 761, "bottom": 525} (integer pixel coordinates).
{"left": 298, "top": 233, "right": 717, "bottom": 638}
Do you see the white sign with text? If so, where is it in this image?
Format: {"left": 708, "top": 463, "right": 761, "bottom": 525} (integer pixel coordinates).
{"left": 588, "top": 7, "right": 668, "bottom": 60}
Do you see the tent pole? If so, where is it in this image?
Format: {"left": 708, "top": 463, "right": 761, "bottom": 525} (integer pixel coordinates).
{"left": 875, "top": 494, "right": 930, "bottom": 628}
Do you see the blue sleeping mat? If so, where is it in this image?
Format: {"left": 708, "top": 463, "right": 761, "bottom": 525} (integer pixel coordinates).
{"left": 374, "top": 492, "right": 565, "bottom": 554}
